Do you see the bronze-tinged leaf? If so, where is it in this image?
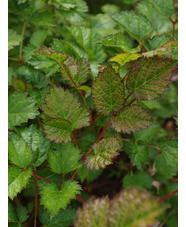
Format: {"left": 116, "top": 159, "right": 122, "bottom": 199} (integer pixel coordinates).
{"left": 110, "top": 104, "right": 152, "bottom": 134}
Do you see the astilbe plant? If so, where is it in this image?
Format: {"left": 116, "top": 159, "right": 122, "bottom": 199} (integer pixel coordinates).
{"left": 8, "top": 0, "right": 178, "bottom": 226}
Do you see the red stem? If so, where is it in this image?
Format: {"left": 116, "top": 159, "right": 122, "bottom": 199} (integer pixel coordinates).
{"left": 158, "top": 189, "right": 178, "bottom": 203}
{"left": 169, "top": 17, "right": 178, "bottom": 39}
{"left": 69, "top": 169, "right": 78, "bottom": 180}
{"left": 76, "top": 195, "right": 86, "bottom": 204}
{"left": 92, "top": 114, "right": 102, "bottom": 123}
{"left": 141, "top": 44, "right": 147, "bottom": 52}
{"left": 123, "top": 91, "right": 134, "bottom": 105}
{"left": 71, "top": 133, "right": 81, "bottom": 150}
{"left": 34, "top": 170, "right": 38, "bottom": 227}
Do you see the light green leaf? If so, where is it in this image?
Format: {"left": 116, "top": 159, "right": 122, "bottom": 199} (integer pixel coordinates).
{"left": 31, "top": 11, "right": 56, "bottom": 27}
{"left": 8, "top": 200, "right": 18, "bottom": 223}
{"left": 110, "top": 11, "right": 153, "bottom": 41}
{"left": 92, "top": 65, "right": 125, "bottom": 115}
{"left": 148, "top": 35, "right": 172, "bottom": 50}
{"left": 8, "top": 29, "right": 22, "bottom": 51}
{"left": 8, "top": 167, "right": 32, "bottom": 200}
{"left": 48, "top": 143, "right": 82, "bottom": 174}
{"left": 110, "top": 104, "right": 152, "bottom": 134}
{"left": 123, "top": 171, "right": 152, "bottom": 189}
{"left": 40, "top": 208, "right": 76, "bottom": 227}
{"left": 148, "top": 0, "right": 175, "bottom": 16}
{"left": 85, "top": 137, "right": 122, "bottom": 170}
{"left": 109, "top": 53, "right": 141, "bottom": 66}
{"left": 8, "top": 137, "right": 32, "bottom": 169}
{"left": 18, "top": 125, "right": 51, "bottom": 167}
{"left": 17, "top": 206, "right": 29, "bottom": 223}
{"left": 126, "top": 57, "right": 177, "bottom": 100}
{"left": 23, "top": 44, "right": 37, "bottom": 61}
{"left": 8, "top": 92, "right": 39, "bottom": 129}
{"left": 40, "top": 181, "right": 81, "bottom": 217}
{"left": 30, "top": 30, "right": 47, "bottom": 47}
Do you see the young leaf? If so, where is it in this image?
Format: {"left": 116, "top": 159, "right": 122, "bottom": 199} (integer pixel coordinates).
{"left": 8, "top": 167, "right": 32, "bottom": 200}
{"left": 40, "top": 208, "right": 76, "bottom": 227}
{"left": 148, "top": 0, "right": 175, "bottom": 16}
{"left": 8, "top": 92, "right": 39, "bottom": 129}
{"left": 85, "top": 137, "right": 122, "bottom": 170}
{"left": 92, "top": 65, "right": 125, "bottom": 116}
{"left": 109, "top": 53, "right": 141, "bottom": 66}
{"left": 18, "top": 125, "right": 51, "bottom": 167}
{"left": 48, "top": 143, "right": 82, "bottom": 174}
{"left": 126, "top": 56, "right": 177, "bottom": 100}
{"left": 17, "top": 206, "right": 29, "bottom": 223}
{"left": 122, "top": 171, "right": 152, "bottom": 189}
{"left": 40, "top": 181, "right": 81, "bottom": 217}
{"left": 74, "top": 197, "right": 110, "bottom": 227}
{"left": 8, "top": 137, "right": 32, "bottom": 169}
{"left": 8, "top": 29, "right": 22, "bottom": 51}
{"left": 110, "top": 104, "right": 152, "bottom": 134}
{"left": 8, "top": 200, "right": 18, "bottom": 223}
{"left": 42, "top": 87, "right": 90, "bottom": 142}
{"left": 110, "top": 11, "right": 153, "bottom": 41}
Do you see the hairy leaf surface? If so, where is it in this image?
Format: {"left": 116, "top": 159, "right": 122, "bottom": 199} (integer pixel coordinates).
{"left": 110, "top": 104, "right": 152, "bottom": 134}
{"left": 126, "top": 57, "right": 177, "bottom": 100}
{"left": 92, "top": 65, "right": 125, "bottom": 115}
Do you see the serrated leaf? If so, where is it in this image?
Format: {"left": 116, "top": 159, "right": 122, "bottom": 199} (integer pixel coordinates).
{"left": 40, "top": 181, "right": 81, "bottom": 217}
{"left": 109, "top": 53, "right": 141, "bottom": 66}
{"left": 40, "top": 208, "right": 76, "bottom": 227}
{"left": 110, "top": 104, "right": 152, "bottom": 134}
{"left": 31, "top": 11, "right": 56, "bottom": 27}
{"left": 42, "top": 87, "right": 90, "bottom": 143}
{"left": 29, "top": 88, "right": 49, "bottom": 106}
{"left": 8, "top": 29, "right": 22, "bottom": 51}
{"left": 8, "top": 167, "right": 32, "bottom": 200}
{"left": 148, "top": 35, "right": 172, "bottom": 50}
{"left": 8, "top": 200, "right": 18, "bottom": 223}
{"left": 148, "top": 0, "right": 175, "bottom": 16}
{"left": 8, "top": 137, "right": 32, "bottom": 169}
{"left": 17, "top": 206, "right": 29, "bottom": 223}
{"left": 23, "top": 44, "right": 37, "bottom": 61}
{"left": 18, "top": 125, "right": 51, "bottom": 167}
{"left": 66, "top": 26, "right": 106, "bottom": 62}
{"left": 123, "top": 171, "right": 152, "bottom": 189}
{"left": 85, "top": 137, "right": 122, "bottom": 170}
{"left": 126, "top": 57, "right": 177, "bottom": 100}
{"left": 48, "top": 143, "right": 82, "bottom": 174}
{"left": 75, "top": 197, "right": 110, "bottom": 227}
{"left": 8, "top": 92, "right": 39, "bottom": 129}
{"left": 30, "top": 30, "right": 47, "bottom": 47}
{"left": 133, "top": 124, "right": 159, "bottom": 142}
{"left": 92, "top": 65, "right": 125, "bottom": 115}
{"left": 110, "top": 11, "right": 153, "bottom": 41}
{"left": 12, "top": 76, "right": 26, "bottom": 92}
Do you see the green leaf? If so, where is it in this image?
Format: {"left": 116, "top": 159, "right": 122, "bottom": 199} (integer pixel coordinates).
{"left": 8, "top": 200, "right": 18, "bottom": 223}
{"left": 42, "top": 87, "right": 90, "bottom": 143}
{"left": 123, "top": 171, "right": 152, "bottom": 189}
{"left": 126, "top": 57, "right": 177, "bottom": 100}
{"left": 109, "top": 53, "right": 141, "bottom": 66}
{"left": 8, "top": 92, "right": 39, "bottom": 129}
{"left": 31, "top": 11, "right": 56, "bottom": 27}
{"left": 133, "top": 124, "right": 159, "bottom": 142}
{"left": 30, "top": 30, "right": 47, "bottom": 47}
{"left": 40, "top": 181, "right": 81, "bottom": 217}
{"left": 92, "top": 65, "right": 125, "bottom": 116}
{"left": 8, "top": 167, "right": 32, "bottom": 200}
{"left": 12, "top": 76, "right": 26, "bottom": 92}
{"left": 148, "top": 35, "right": 172, "bottom": 50}
{"left": 17, "top": 206, "right": 29, "bottom": 223}
{"left": 48, "top": 143, "right": 82, "bottom": 174}
{"left": 110, "top": 11, "right": 153, "bottom": 41}
{"left": 8, "top": 29, "right": 22, "bottom": 51}
{"left": 23, "top": 44, "right": 37, "bottom": 61}
{"left": 18, "top": 125, "right": 51, "bottom": 167}
{"left": 8, "top": 137, "right": 32, "bottom": 169}
{"left": 110, "top": 104, "right": 152, "bottom": 134}
{"left": 40, "top": 208, "right": 76, "bottom": 227}
{"left": 66, "top": 26, "right": 106, "bottom": 62}
{"left": 43, "top": 119, "right": 72, "bottom": 143}
{"left": 148, "top": 0, "right": 175, "bottom": 16}
{"left": 85, "top": 137, "right": 122, "bottom": 170}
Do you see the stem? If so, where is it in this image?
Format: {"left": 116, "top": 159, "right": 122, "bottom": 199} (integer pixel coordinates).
{"left": 34, "top": 169, "right": 38, "bottom": 227}
{"left": 19, "top": 19, "right": 27, "bottom": 60}
{"left": 145, "top": 144, "right": 161, "bottom": 151}
{"left": 169, "top": 17, "right": 178, "bottom": 39}
{"left": 158, "top": 189, "right": 178, "bottom": 203}
{"left": 76, "top": 195, "right": 86, "bottom": 204}
{"left": 123, "top": 91, "right": 134, "bottom": 105}
{"left": 71, "top": 133, "right": 80, "bottom": 150}
{"left": 84, "top": 122, "right": 110, "bottom": 158}
{"left": 127, "top": 98, "right": 136, "bottom": 106}
{"left": 92, "top": 113, "right": 102, "bottom": 123}
{"left": 141, "top": 44, "right": 147, "bottom": 52}
{"left": 8, "top": 58, "right": 19, "bottom": 61}
{"left": 69, "top": 169, "right": 78, "bottom": 180}
{"left": 62, "top": 173, "right": 65, "bottom": 183}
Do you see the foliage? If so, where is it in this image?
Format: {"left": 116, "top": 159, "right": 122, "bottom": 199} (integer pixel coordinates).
{"left": 8, "top": 0, "right": 178, "bottom": 226}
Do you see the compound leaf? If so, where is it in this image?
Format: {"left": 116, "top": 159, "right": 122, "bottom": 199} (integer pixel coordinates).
{"left": 48, "top": 143, "right": 82, "bottom": 174}
{"left": 8, "top": 167, "right": 32, "bottom": 200}
{"left": 92, "top": 65, "right": 125, "bottom": 115}
{"left": 8, "top": 137, "right": 32, "bottom": 169}
{"left": 126, "top": 57, "right": 177, "bottom": 100}
{"left": 8, "top": 29, "right": 22, "bottom": 51}
{"left": 40, "top": 181, "right": 81, "bottom": 217}
{"left": 110, "top": 104, "right": 152, "bottom": 134}
{"left": 110, "top": 11, "right": 153, "bottom": 41}
{"left": 85, "top": 137, "right": 122, "bottom": 170}
{"left": 8, "top": 92, "right": 39, "bottom": 129}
